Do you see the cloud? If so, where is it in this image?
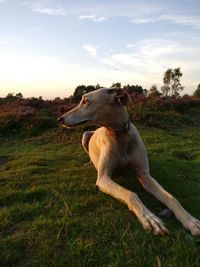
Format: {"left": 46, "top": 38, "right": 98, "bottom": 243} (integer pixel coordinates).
{"left": 131, "top": 17, "right": 160, "bottom": 24}
{"left": 0, "top": 36, "right": 20, "bottom": 45}
{"left": 160, "top": 14, "right": 200, "bottom": 29}
{"left": 131, "top": 13, "right": 200, "bottom": 29}
{"left": 82, "top": 44, "right": 97, "bottom": 57}
{"left": 77, "top": 4, "right": 200, "bottom": 28}
{"left": 104, "top": 39, "right": 200, "bottom": 69}
{"left": 23, "top": 2, "right": 66, "bottom": 16}
{"left": 101, "top": 38, "right": 200, "bottom": 92}
{"left": 79, "top": 14, "right": 106, "bottom": 22}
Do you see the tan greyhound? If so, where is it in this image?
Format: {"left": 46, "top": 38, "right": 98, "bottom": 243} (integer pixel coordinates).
{"left": 58, "top": 87, "right": 200, "bottom": 236}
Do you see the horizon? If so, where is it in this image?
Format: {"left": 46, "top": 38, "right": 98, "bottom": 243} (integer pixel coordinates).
{"left": 0, "top": 0, "right": 200, "bottom": 99}
{"left": 0, "top": 82, "right": 199, "bottom": 101}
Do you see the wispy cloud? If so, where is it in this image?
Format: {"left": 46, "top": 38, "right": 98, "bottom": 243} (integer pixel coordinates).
{"left": 23, "top": 2, "right": 66, "bottom": 16}
{"left": 131, "top": 13, "right": 200, "bottom": 29}
{"left": 0, "top": 36, "right": 20, "bottom": 45}
{"left": 102, "top": 38, "right": 200, "bottom": 88}
{"left": 77, "top": 4, "right": 200, "bottom": 29}
{"left": 131, "top": 17, "right": 160, "bottom": 24}
{"left": 161, "top": 14, "right": 200, "bottom": 29}
{"left": 79, "top": 14, "right": 106, "bottom": 22}
{"left": 82, "top": 44, "right": 97, "bottom": 57}
{"left": 99, "top": 39, "right": 200, "bottom": 94}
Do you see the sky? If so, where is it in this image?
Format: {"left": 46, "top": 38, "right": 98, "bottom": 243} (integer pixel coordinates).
{"left": 0, "top": 0, "right": 200, "bottom": 99}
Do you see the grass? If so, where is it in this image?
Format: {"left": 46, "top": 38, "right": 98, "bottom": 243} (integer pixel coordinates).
{"left": 0, "top": 126, "right": 200, "bottom": 267}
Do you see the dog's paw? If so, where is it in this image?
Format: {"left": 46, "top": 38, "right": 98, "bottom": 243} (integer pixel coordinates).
{"left": 186, "top": 216, "right": 200, "bottom": 237}
{"left": 141, "top": 210, "right": 169, "bottom": 236}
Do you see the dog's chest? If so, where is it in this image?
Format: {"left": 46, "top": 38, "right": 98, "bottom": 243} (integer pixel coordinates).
{"left": 115, "top": 139, "right": 134, "bottom": 165}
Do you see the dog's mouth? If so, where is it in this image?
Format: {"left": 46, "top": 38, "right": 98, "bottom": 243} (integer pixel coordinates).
{"left": 61, "top": 120, "right": 89, "bottom": 128}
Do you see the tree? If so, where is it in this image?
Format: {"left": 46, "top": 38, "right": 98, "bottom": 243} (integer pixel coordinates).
{"left": 86, "top": 85, "right": 96, "bottom": 92}
{"left": 148, "top": 85, "right": 161, "bottom": 97}
{"left": 4, "top": 93, "right": 17, "bottom": 103}
{"left": 161, "top": 85, "right": 170, "bottom": 97}
{"left": 6, "top": 93, "right": 15, "bottom": 100}
{"left": 53, "top": 97, "right": 61, "bottom": 102}
{"left": 112, "top": 82, "right": 121, "bottom": 88}
{"left": 73, "top": 85, "right": 87, "bottom": 102}
{"left": 123, "top": 84, "right": 144, "bottom": 95}
{"left": 16, "top": 92, "right": 23, "bottom": 99}
{"left": 6, "top": 92, "right": 23, "bottom": 100}
{"left": 193, "top": 84, "right": 200, "bottom": 97}
{"left": 72, "top": 85, "right": 96, "bottom": 102}
{"left": 95, "top": 84, "right": 102, "bottom": 89}
{"left": 161, "top": 68, "right": 184, "bottom": 98}
{"left": 143, "top": 89, "right": 148, "bottom": 97}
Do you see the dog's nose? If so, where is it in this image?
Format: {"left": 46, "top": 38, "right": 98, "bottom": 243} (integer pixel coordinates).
{"left": 57, "top": 116, "right": 64, "bottom": 124}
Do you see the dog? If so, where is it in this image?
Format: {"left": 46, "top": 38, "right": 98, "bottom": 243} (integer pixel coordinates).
{"left": 58, "top": 87, "right": 200, "bottom": 236}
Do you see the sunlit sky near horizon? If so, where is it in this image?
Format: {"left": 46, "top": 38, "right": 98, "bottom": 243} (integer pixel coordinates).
{"left": 0, "top": 0, "right": 200, "bottom": 99}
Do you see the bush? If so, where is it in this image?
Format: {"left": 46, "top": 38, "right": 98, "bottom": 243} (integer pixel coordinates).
{"left": 23, "top": 109, "right": 57, "bottom": 136}
{"left": 1, "top": 93, "right": 200, "bottom": 137}
{"left": 128, "top": 94, "right": 198, "bottom": 128}
{"left": 0, "top": 108, "right": 58, "bottom": 137}
{"left": 0, "top": 114, "right": 21, "bottom": 136}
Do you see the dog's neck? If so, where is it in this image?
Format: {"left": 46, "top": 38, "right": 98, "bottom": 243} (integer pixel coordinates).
{"left": 105, "top": 116, "right": 131, "bottom": 138}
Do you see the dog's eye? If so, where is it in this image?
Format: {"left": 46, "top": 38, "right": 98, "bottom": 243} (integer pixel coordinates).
{"left": 82, "top": 99, "right": 88, "bottom": 104}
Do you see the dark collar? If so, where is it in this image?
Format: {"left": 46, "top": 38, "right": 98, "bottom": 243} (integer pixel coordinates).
{"left": 107, "top": 117, "right": 131, "bottom": 137}
{"left": 119, "top": 117, "right": 131, "bottom": 134}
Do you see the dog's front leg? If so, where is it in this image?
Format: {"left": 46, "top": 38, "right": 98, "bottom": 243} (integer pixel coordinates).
{"left": 96, "top": 152, "right": 169, "bottom": 235}
{"left": 96, "top": 174, "right": 169, "bottom": 235}
{"left": 138, "top": 173, "right": 200, "bottom": 236}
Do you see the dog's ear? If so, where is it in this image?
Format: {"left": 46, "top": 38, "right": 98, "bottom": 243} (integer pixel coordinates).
{"left": 108, "top": 88, "right": 132, "bottom": 106}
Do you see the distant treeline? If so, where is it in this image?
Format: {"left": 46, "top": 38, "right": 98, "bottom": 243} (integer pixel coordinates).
{"left": 0, "top": 83, "right": 200, "bottom": 137}
{"left": 68, "top": 67, "right": 200, "bottom": 102}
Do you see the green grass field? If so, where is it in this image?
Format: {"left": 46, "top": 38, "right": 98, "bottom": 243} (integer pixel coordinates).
{"left": 0, "top": 126, "right": 200, "bottom": 267}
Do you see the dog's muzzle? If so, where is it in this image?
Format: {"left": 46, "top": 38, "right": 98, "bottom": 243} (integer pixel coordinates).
{"left": 57, "top": 116, "right": 89, "bottom": 128}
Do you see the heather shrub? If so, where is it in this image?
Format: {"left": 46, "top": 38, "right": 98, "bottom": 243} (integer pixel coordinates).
{"left": 0, "top": 106, "right": 57, "bottom": 137}
{"left": 0, "top": 114, "right": 21, "bottom": 136}
{"left": 0, "top": 93, "right": 200, "bottom": 136}
{"left": 128, "top": 95, "right": 197, "bottom": 128}
{"left": 26, "top": 109, "right": 57, "bottom": 136}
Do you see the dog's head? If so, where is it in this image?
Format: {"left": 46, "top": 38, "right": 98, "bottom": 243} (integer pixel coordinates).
{"left": 57, "top": 88, "right": 132, "bottom": 128}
